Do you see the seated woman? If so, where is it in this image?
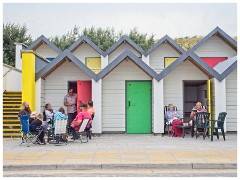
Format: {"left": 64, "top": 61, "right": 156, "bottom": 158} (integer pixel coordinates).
{"left": 166, "top": 104, "right": 180, "bottom": 124}
{"left": 44, "top": 103, "right": 55, "bottom": 128}
{"left": 30, "top": 113, "right": 45, "bottom": 145}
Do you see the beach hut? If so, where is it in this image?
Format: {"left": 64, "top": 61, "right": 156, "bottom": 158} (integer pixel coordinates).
{"left": 190, "top": 27, "right": 237, "bottom": 131}
{"left": 97, "top": 50, "right": 158, "bottom": 133}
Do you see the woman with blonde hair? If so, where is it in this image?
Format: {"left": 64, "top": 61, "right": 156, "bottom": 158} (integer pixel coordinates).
{"left": 166, "top": 104, "right": 180, "bottom": 124}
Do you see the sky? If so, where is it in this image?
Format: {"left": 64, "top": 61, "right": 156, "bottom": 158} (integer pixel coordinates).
{"left": 2, "top": 3, "right": 238, "bottom": 40}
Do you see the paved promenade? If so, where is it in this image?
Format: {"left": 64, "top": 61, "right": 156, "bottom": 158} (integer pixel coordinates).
{"left": 3, "top": 133, "right": 237, "bottom": 171}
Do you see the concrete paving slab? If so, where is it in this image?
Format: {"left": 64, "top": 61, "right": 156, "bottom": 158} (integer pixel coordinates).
{"left": 3, "top": 133, "right": 237, "bottom": 172}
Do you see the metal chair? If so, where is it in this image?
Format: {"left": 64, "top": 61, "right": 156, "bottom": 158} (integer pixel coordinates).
{"left": 205, "top": 112, "right": 227, "bottom": 141}
{"left": 194, "top": 112, "right": 210, "bottom": 139}
{"left": 54, "top": 119, "right": 68, "bottom": 145}
{"left": 74, "top": 119, "right": 90, "bottom": 143}
{"left": 19, "top": 115, "right": 43, "bottom": 147}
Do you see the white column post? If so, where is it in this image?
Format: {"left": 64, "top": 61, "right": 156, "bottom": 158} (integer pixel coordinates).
{"left": 35, "top": 78, "right": 42, "bottom": 113}
{"left": 15, "top": 43, "right": 25, "bottom": 70}
{"left": 92, "top": 79, "right": 102, "bottom": 134}
{"left": 101, "top": 55, "right": 108, "bottom": 69}
{"left": 214, "top": 79, "right": 227, "bottom": 132}
{"left": 153, "top": 79, "right": 164, "bottom": 133}
{"left": 142, "top": 55, "right": 149, "bottom": 66}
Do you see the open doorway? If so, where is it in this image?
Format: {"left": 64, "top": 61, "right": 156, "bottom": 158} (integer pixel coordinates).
{"left": 68, "top": 81, "right": 77, "bottom": 94}
{"left": 67, "top": 80, "right": 92, "bottom": 113}
{"left": 183, "top": 80, "right": 207, "bottom": 123}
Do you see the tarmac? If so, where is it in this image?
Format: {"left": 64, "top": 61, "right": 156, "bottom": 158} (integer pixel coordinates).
{"left": 3, "top": 133, "right": 237, "bottom": 173}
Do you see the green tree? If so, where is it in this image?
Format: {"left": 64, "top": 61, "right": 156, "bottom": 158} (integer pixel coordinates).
{"left": 174, "top": 35, "right": 203, "bottom": 50}
{"left": 128, "top": 27, "right": 156, "bottom": 51}
{"left": 3, "top": 23, "right": 32, "bottom": 66}
{"left": 233, "top": 36, "right": 237, "bottom": 42}
{"left": 82, "top": 26, "right": 121, "bottom": 51}
{"left": 50, "top": 26, "right": 80, "bottom": 51}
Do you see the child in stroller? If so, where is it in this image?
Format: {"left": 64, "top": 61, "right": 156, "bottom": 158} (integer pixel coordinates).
{"left": 71, "top": 103, "right": 92, "bottom": 141}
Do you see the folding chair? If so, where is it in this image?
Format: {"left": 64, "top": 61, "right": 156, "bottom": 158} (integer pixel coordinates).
{"left": 75, "top": 119, "right": 90, "bottom": 143}
{"left": 19, "top": 115, "right": 43, "bottom": 147}
{"left": 164, "top": 106, "right": 178, "bottom": 136}
{"left": 54, "top": 119, "right": 68, "bottom": 145}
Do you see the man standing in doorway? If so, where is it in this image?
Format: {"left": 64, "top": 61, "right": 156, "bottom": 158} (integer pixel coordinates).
{"left": 64, "top": 88, "right": 77, "bottom": 134}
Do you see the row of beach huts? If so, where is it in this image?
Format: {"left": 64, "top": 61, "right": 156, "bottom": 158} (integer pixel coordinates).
{"left": 13, "top": 26, "right": 237, "bottom": 134}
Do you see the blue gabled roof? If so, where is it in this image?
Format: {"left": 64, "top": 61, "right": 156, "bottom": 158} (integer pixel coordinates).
{"left": 157, "top": 50, "right": 221, "bottom": 81}
{"left": 146, "top": 35, "right": 185, "bottom": 55}
{"left": 27, "top": 35, "right": 62, "bottom": 54}
{"left": 68, "top": 35, "right": 104, "bottom": 55}
{"left": 36, "top": 49, "right": 97, "bottom": 81}
{"left": 103, "top": 35, "right": 147, "bottom": 57}
{"left": 96, "top": 50, "right": 158, "bottom": 81}
{"left": 190, "top": 27, "right": 237, "bottom": 52}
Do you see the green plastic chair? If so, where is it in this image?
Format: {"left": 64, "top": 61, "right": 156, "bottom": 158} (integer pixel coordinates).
{"left": 205, "top": 112, "right": 227, "bottom": 141}
{"left": 194, "top": 112, "right": 210, "bottom": 139}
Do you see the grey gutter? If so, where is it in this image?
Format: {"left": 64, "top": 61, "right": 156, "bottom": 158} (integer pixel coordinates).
{"left": 27, "top": 35, "right": 62, "bottom": 54}
{"left": 214, "top": 56, "right": 237, "bottom": 74}
{"left": 103, "top": 35, "right": 148, "bottom": 57}
{"left": 157, "top": 51, "right": 222, "bottom": 81}
{"left": 36, "top": 49, "right": 97, "bottom": 81}
{"left": 218, "top": 61, "right": 237, "bottom": 82}
{"left": 190, "top": 27, "right": 237, "bottom": 52}
{"left": 96, "top": 49, "right": 158, "bottom": 81}
{"left": 68, "top": 35, "right": 104, "bottom": 56}
{"left": 146, "top": 35, "right": 185, "bottom": 55}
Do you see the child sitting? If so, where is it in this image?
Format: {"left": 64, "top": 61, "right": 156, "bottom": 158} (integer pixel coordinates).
{"left": 71, "top": 103, "right": 92, "bottom": 140}
{"left": 85, "top": 100, "right": 95, "bottom": 139}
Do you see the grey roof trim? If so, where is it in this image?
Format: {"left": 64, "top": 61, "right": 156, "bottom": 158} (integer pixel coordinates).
{"left": 157, "top": 51, "right": 221, "bottom": 81}
{"left": 214, "top": 56, "right": 237, "bottom": 74}
{"left": 103, "top": 35, "right": 147, "bottom": 57}
{"left": 218, "top": 61, "right": 237, "bottom": 82}
{"left": 35, "top": 53, "right": 50, "bottom": 63}
{"left": 35, "top": 55, "right": 49, "bottom": 73}
{"left": 96, "top": 50, "right": 158, "bottom": 81}
{"left": 27, "top": 35, "right": 62, "bottom": 54}
{"left": 146, "top": 35, "right": 185, "bottom": 55}
{"left": 68, "top": 35, "right": 104, "bottom": 55}
{"left": 190, "top": 27, "right": 237, "bottom": 52}
{"left": 36, "top": 49, "right": 97, "bottom": 81}
{"left": 14, "top": 43, "right": 28, "bottom": 48}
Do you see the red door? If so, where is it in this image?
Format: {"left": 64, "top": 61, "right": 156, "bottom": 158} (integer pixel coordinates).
{"left": 77, "top": 81, "right": 92, "bottom": 113}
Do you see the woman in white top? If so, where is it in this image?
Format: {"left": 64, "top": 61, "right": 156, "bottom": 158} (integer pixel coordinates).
{"left": 166, "top": 104, "right": 180, "bottom": 124}
{"left": 44, "top": 103, "right": 55, "bottom": 125}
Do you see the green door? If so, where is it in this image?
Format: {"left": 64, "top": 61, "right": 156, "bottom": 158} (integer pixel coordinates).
{"left": 126, "top": 81, "right": 151, "bottom": 134}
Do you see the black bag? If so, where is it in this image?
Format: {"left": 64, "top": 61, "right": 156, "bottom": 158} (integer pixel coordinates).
{"left": 43, "top": 111, "right": 47, "bottom": 121}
